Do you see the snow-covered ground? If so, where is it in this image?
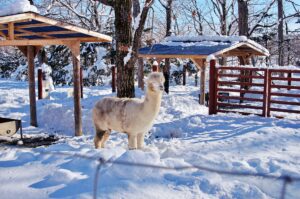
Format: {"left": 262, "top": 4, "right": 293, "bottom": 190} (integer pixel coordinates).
{"left": 0, "top": 77, "right": 300, "bottom": 199}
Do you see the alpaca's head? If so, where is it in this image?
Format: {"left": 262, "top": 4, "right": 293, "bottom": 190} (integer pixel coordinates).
{"left": 147, "top": 72, "right": 165, "bottom": 93}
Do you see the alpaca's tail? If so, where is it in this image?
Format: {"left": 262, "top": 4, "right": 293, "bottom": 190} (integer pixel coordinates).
{"left": 94, "top": 128, "right": 111, "bottom": 149}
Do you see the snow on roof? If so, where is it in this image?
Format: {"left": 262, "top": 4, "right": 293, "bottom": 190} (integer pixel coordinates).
{"left": 164, "top": 35, "right": 248, "bottom": 43}
{"left": 139, "top": 35, "right": 269, "bottom": 58}
{"left": 0, "top": 0, "right": 39, "bottom": 17}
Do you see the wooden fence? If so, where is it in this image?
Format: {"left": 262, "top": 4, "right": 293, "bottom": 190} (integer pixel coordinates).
{"left": 208, "top": 60, "right": 300, "bottom": 117}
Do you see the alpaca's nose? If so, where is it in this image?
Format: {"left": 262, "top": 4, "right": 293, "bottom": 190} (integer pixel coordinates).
{"left": 159, "top": 85, "right": 164, "bottom": 91}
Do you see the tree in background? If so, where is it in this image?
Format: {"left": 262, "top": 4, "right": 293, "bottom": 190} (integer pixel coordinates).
{"left": 159, "top": 0, "right": 173, "bottom": 94}
{"left": 96, "top": 0, "right": 154, "bottom": 98}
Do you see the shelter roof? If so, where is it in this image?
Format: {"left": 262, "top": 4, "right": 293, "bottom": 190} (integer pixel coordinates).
{"left": 0, "top": 12, "right": 112, "bottom": 46}
{"left": 139, "top": 36, "right": 269, "bottom": 59}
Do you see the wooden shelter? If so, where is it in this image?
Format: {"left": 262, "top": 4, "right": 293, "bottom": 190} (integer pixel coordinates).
{"left": 0, "top": 12, "right": 112, "bottom": 136}
{"left": 139, "top": 36, "right": 270, "bottom": 104}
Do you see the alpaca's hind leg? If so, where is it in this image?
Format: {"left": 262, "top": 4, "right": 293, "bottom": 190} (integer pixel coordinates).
{"left": 128, "top": 134, "right": 137, "bottom": 150}
{"left": 94, "top": 129, "right": 107, "bottom": 149}
{"left": 137, "top": 133, "right": 145, "bottom": 149}
{"left": 100, "top": 130, "right": 111, "bottom": 148}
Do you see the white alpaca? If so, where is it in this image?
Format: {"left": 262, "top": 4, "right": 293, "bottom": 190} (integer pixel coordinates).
{"left": 92, "top": 72, "right": 165, "bottom": 149}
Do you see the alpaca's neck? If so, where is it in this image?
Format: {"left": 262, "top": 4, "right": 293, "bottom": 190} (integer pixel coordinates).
{"left": 142, "top": 90, "right": 162, "bottom": 118}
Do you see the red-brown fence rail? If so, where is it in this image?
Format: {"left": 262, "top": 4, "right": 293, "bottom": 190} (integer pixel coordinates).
{"left": 209, "top": 60, "right": 300, "bottom": 118}
{"left": 267, "top": 70, "right": 300, "bottom": 117}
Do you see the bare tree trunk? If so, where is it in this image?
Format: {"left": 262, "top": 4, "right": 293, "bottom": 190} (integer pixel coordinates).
{"left": 238, "top": 0, "right": 249, "bottom": 37}
{"left": 138, "top": 58, "right": 144, "bottom": 90}
{"left": 97, "top": 0, "right": 152, "bottom": 98}
{"left": 278, "top": 0, "right": 284, "bottom": 66}
{"left": 114, "top": 0, "right": 135, "bottom": 98}
{"left": 160, "top": 0, "right": 173, "bottom": 94}
{"left": 238, "top": 0, "right": 250, "bottom": 102}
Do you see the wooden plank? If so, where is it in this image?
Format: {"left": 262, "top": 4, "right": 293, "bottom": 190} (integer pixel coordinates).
{"left": 217, "top": 81, "right": 264, "bottom": 87}
{"left": 14, "top": 27, "right": 55, "bottom": 39}
{"left": 27, "top": 46, "right": 38, "bottom": 127}
{"left": 217, "top": 102, "right": 263, "bottom": 110}
{"left": 217, "top": 109, "right": 262, "bottom": 116}
{"left": 218, "top": 66, "right": 266, "bottom": 71}
{"left": 0, "top": 13, "right": 34, "bottom": 24}
{"left": 269, "top": 69, "right": 300, "bottom": 73}
{"left": 0, "top": 38, "right": 110, "bottom": 46}
{"left": 271, "top": 77, "right": 300, "bottom": 81}
{"left": 270, "top": 92, "right": 300, "bottom": 98}
{"left": 271, "top": 85, "right": 300, "bottom": 89}
{"left": 0, "top": 23, "right": 51, "bottom": 30}
{"left": 16, "top": 30, "right": 76, "bottom": 37}
{"left": 68, "top": 42, "right": 82, "bottom": 136}
{"left": 270, "top": 100, "right": 300, "bottom": 106}
{"left": 217, "top": 95, "right": 264, "bottom": 102}
{"left": 218, "top": 74, "right": 265, "bottom": 79}
{"left": 270, "top": 108, "right": 300, "bottom": 114}
{"left": 8, "top": 22, "right": 14, "bottom": 40}
{"left": 217, "top": 88, "right": 264, "bottom": 94}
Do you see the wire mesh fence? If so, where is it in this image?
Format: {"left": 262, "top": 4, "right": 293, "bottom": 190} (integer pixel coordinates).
{"left": 38, "top": 150, "right": 300, "bottom": 199}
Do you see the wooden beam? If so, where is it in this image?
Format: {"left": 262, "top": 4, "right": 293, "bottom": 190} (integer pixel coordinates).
{"left": 14, "top": 27, "right": 55, "bottom": 39}
{"left": 33, "top": 14, "right": 112, "bottom": 42}
{"left": 27, "top": 46, "right": 38, "bottom": 127}
{"left": 0, "top": 13, "right": 111, "bottom": 42}
{"left": 68, "top": 41, "right": 82, "bottom": 136}
{"left": 8, "top": 22, "right": 14, "bottom": 40}
{"left": 15, "top": 30, "right": 76, "bottom": 37}
{"left": 0, "top": 38, "right": 110, "bottom": 46}
{"left": 0, "top": 13, "right": 34, "bottom": 24}
{"left": 0, "top": 23, "right": 51, "bottom": 31}
{"left": 192, "top": 58, "right": 206, "bottom": 105}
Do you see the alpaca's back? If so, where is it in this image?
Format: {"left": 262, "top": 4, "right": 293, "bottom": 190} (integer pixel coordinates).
{"left": 92, "top": 97, "right": 143, "bottom": 133}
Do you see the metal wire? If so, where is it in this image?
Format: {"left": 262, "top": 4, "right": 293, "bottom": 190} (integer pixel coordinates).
{"left": 37, "top": 150, "right": 300, "bottom": 199}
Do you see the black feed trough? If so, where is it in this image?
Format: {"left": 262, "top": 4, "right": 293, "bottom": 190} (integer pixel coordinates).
{"left": 0, "top": 117, "right": 22, "bottom": 138}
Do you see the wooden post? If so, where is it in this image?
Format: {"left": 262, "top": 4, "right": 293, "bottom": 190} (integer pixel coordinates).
{"left": 209, "top": 59, "right": 217, "bottom": 115}
{"left": 267, "top": 70, "right": 272, "bottom": 117}
{"left": 69, "top": 42, "right": 82, "bottom": 136}
{"left": 191, "top": 59, "right": 206, "bottom": 105}
{"left": 200, "top": 60, "right": 206, "bottom": 105}
{"left": 112, "top": 65, "right": 116, "bottom": 92}
{"left": 38, "top": 69, "right": 43, "bottom": 99}
{"left": 287, "top": 72, "right": 292, "bottom": 90}
{"left": 262, "top": 69, "right": 269, "bottom": 117}
{"left": 183, "top": 64, "right": 186, "bottom": 86}
{"left": 80, "top": 67, "right": 83, "bottom": 98}
{"left": 27, "top": 46, "right": 38, "bottom": 127}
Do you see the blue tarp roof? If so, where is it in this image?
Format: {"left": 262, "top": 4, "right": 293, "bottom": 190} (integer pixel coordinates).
{"left": 139, "top": 43, "right": 232, "bottom": 56}
{"left": 0, "top": 12, "right": 112, "bottom": 42}
{"left": 139, "top": 36, "right": 270, "bottom": 57}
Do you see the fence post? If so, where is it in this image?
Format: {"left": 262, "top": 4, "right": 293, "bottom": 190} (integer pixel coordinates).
{"left": 287, "top": 72, "right": 292, "bottom": 90}
{"left": 209, "top": 59, "right": 217, "bottom": 115}
{"left": 38, "top": 69, "right": 43, "bottom": 100}
{"left": 267, "top": 70, "right": 272, "bottom": 117}
{"left": 262, "top": 69, "right": 269, "bottom": 117}
{"left": 80, "top": 67, "right": 83, "bottom": 99}
{"left": 183, "top": 64, "right": 186, "bottom": 86}
{"left": 112, "top": 65, "right": 116, "bottom": 93}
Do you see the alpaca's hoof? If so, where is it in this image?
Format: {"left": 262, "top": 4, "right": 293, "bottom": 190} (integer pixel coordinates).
{"left": 129, "top": 147, "right": 137, "bottom": 150}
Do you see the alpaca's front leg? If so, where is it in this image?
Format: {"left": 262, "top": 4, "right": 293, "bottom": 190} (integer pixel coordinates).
{"left": 128, "top": 134, "right": 137, "bottom": 150}
{"left": 137, "top": 133, "right": 145, "bottom": 149}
